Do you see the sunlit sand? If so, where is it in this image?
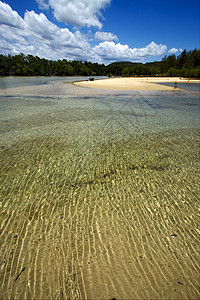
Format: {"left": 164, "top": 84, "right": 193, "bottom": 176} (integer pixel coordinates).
{"left": 74, "top": 77, "right": 199, "bottom": 90}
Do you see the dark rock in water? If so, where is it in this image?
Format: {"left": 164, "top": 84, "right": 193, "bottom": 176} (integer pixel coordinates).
{"left": 89, "top": 77, "right": 94, "bottom": 81}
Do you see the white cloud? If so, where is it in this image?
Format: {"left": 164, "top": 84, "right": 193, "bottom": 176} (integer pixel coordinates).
{"left": 0, "top": 38, "right": 15, "bottom": 52}
{"left": 36, "top": 0, "right": 111, "bottom": 28}
{"left": 0, "top": 2, "right": 90, "bottom": 60}
{"left": 0, "top": 25, "right": 26, "bottom": 43}
{"left": 0, "top": 1, "right": 170, "bottom": 64}
{"left": 0, "top": 37, "right": 34, "bottom": 55}
{"left": 24, "top": 11, "right": 58, "bottom": 40}
{"left": 94, "top": 41, "right": 167, "bottom": 62}
{"left": 35, "top": 0, "right": 49, "bottom": 10}
{"left": 168, "top": 48, "right": 179, "bottom": 54}
{"left": 0, "top": 1, "right": 24, "bottom": 28}
{"left": 24, "top": 10, "right": 88, "bottom": 49}
{"left": 95, "top": 31, "right": 118, "bottom": 42}
{"left": 179, "top": 48, "right": 183, "bottom": 53}
{"left": 94, "top": 42, "right": 131, "bottom": 60}
{"left": 142, "top": 42, "right": 167, "bottom": 56}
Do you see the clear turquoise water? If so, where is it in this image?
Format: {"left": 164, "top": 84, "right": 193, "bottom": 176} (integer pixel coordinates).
{"left": 0, "top": 77, "right": 199, "bottom": 299}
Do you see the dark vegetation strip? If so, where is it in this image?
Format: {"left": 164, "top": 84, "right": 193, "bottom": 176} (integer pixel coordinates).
{"left": 0, "top": 49, "right": 199, "bottom": 78}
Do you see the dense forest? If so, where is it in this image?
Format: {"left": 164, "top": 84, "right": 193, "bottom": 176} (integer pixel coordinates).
{"left": 0, "top": 49, "right": 199, "bottom": 77}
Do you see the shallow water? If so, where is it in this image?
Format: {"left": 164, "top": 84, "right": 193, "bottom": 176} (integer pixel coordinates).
{"left": 0, "top": 76, "right": 106, "bottom": 89}
{"left": 0, "top": 78, "right": 199, "bottom": 299}
{"left": 156, "top": 81, "right": 200, "bottom": 91}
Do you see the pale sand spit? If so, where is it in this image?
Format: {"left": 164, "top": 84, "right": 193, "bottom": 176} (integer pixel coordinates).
{"left": 74, "top": 77, "right": 199, "bottom": 91}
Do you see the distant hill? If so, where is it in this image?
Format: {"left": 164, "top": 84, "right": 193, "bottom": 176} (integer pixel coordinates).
{"left": 144, "top": 61, "right": 163, "bottom": 69}
{"left": 108, "top": 62, "right": 143, "bottom": 67}
{"left": 108, "top": 61, "right": 162, "bottom": 69}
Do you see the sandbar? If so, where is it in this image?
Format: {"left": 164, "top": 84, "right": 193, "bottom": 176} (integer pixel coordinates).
{"left": 74, "top": 77, "right": 199, "bottom": 91}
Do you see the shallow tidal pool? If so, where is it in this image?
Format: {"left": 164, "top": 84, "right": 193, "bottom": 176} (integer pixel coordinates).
{"left": 0, "top": 77, "right": 199, "bottom": 299}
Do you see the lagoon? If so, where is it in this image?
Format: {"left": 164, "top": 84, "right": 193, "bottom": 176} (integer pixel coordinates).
{"left": 0, "top": 77, "right": 199, "bottom": 299}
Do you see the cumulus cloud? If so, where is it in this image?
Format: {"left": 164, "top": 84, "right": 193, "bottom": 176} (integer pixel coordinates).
{"left": 24, "top": 11, "right": 58, "bottom": 40}
{"left": 95, "top": 31, "right": 118, "bottom": 42}
{"left": 168, "top": 47, "right": 184, "bottom": 55}
{"left": 142, "top": 42, "right": 167, "bottom": 56}
{"left": 94, "top": 41, "right": 167, "bottom": 62}
{"left": 36, "top": 0, "right": 111, "bottom": 28}
{"left": 0, "top": 1, "right": 170, "bottom": 64}
{"left": 0, "top": 2, "right": 90, "bottom": 60}
{"left": 0, "top": 25, "right": 26, "bottom": 43}
{"left": 0, "top": 1, "right": 24, "bottom": 28}
{"left": 168, "top": 48, "right": 179, "bottom": 54}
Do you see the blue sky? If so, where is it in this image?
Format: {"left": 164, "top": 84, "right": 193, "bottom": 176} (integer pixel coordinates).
{"left": 0, "top": 0, "right": 199, "bottom": 64}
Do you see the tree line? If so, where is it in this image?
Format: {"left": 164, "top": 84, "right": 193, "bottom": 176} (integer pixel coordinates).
{"left": 0, "top": 49, "right": 199, "bottom": 77}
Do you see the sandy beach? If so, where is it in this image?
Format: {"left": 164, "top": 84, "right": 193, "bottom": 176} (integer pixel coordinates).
{"left": 74, "top": 77, "right": 200, "bottom": 91}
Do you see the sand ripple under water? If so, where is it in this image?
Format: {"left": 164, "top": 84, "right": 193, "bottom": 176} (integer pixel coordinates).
{"left": 0, "top": 79, "right": 199, "bottom": 299}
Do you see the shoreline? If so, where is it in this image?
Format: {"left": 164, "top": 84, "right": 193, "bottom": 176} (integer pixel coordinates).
{"left": 74, "top": 77, "right": 200, "bottom": 91}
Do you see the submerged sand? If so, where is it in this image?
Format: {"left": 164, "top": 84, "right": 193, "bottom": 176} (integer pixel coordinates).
{"left": 74, "top": 77, "right": 199, "bottom": 91}
{"left": 0, "top": 80, "right": 199, "bottom": 299}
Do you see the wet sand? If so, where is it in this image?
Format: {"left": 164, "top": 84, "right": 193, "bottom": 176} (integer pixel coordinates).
{"left": 74, "top": 77, "right": 199, "bottom": 91}
{"left": 0, "top": 79, "right": 199, "bottom": 299}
